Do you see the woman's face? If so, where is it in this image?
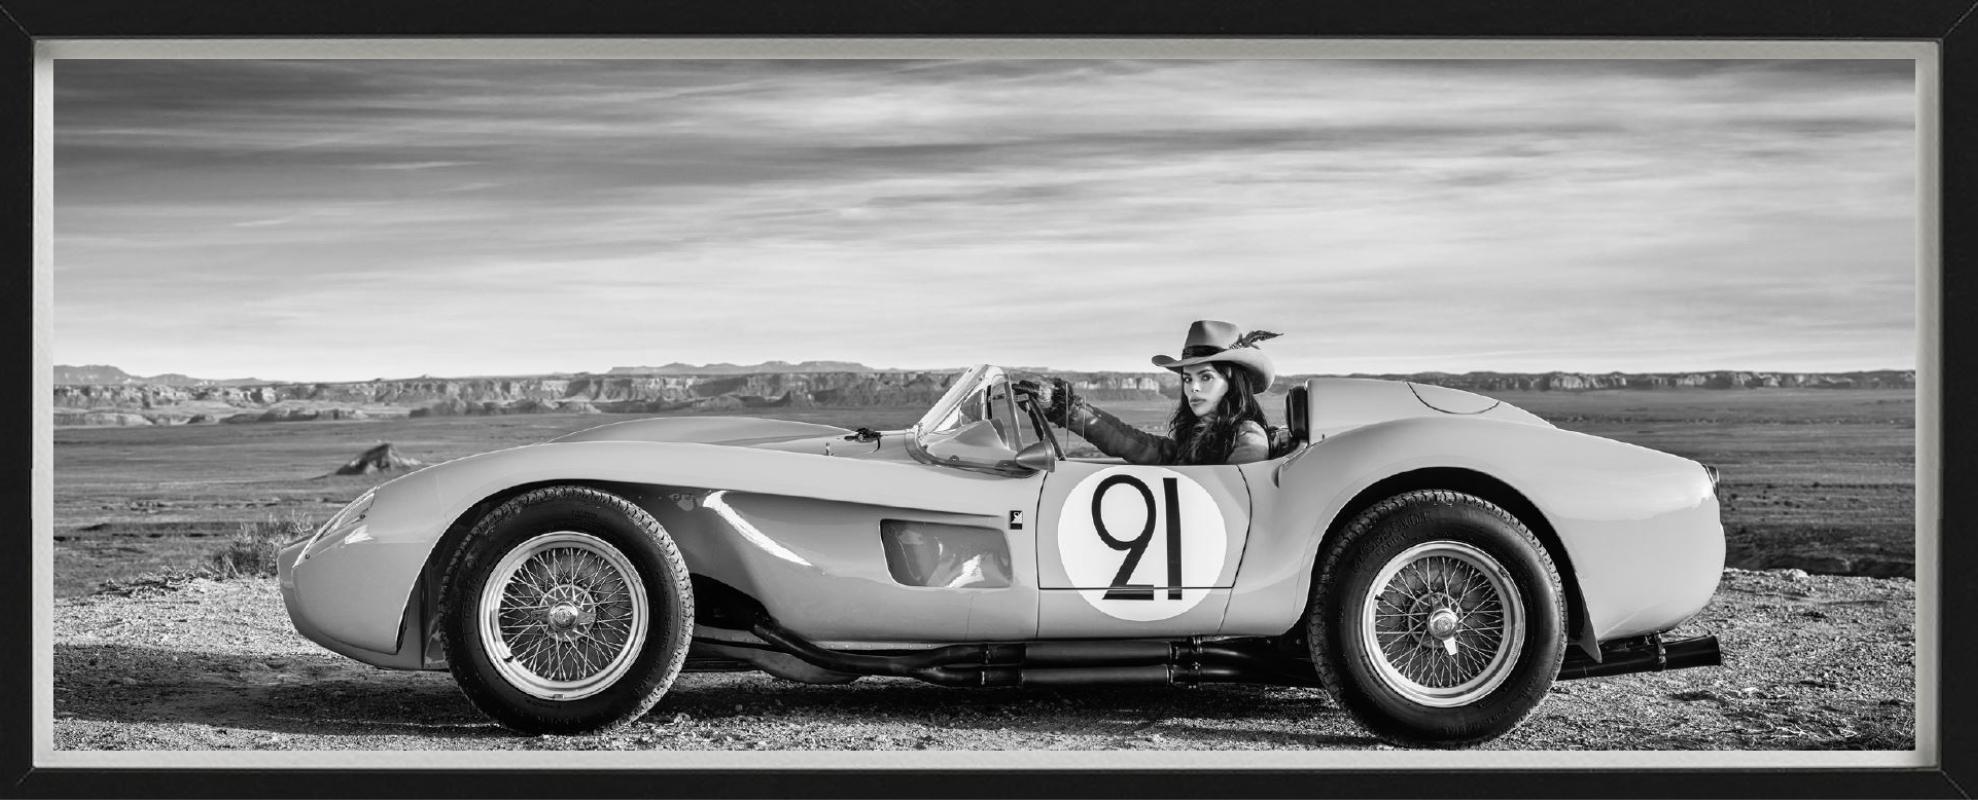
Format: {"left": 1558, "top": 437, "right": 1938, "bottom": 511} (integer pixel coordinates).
{"left": 1179, "top": 364, "right": 1229, "bottom": 417}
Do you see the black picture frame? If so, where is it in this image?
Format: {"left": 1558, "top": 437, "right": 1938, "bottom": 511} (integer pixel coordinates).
{"left": 3, "top": 1, "right": 1972, "bottom": 797}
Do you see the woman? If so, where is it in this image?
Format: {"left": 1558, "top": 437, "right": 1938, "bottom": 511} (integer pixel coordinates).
{"left": 1035, "top": 320, "right": 1281, "bottom": 466}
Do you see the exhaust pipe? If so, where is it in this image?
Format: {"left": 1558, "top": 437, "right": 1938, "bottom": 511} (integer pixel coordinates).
{"left": 746, "top": 618, "right": 1320, "bottom": 689}
{"left": 1558, "top": 634, "right": 1722, "bottom": 680}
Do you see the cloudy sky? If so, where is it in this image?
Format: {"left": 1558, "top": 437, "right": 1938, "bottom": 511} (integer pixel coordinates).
{"left": 53, "top": 59, "right": 1916, "bottom": 382}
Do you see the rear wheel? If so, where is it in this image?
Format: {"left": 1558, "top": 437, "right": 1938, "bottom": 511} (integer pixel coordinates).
{"left": 440, "top": 485, "right": 693, "bottom": 734}
{"left": 1310, "top": 489, "right": 1565, "bottom": 747}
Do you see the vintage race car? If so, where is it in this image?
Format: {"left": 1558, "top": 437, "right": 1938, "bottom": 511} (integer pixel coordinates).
{"left": 278, "top": 364, "right": 1725, "bottom": 746}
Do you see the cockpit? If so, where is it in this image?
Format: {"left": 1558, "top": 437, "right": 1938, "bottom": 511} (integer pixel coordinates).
{"left": 907, "top": 364, "right": 1317, "bottom": 476}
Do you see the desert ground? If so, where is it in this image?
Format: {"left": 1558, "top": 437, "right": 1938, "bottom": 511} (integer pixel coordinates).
{"left": 49, "top": 387, "right": 1918, "bottom": 750}
{"left": 52, "top": 568, "right": 1913, "bottom": 751}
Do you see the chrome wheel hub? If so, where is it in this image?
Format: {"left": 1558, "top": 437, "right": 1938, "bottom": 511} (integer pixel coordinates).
{"left": 1427, "top": 607, "right": 1460, "bottom": 639}
{"left": 539, "top": 585, "right": 599, "bottom": 643}
{"left": 1360, "top": 540, "right": 1527, "bottom": 708}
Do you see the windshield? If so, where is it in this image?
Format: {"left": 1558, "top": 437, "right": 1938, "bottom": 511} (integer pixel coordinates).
{"left": 911, "top": 365, "right": 1038, "bottom": 475}
{"left": 914, "top": 364, "right": 994, "bottom": 438}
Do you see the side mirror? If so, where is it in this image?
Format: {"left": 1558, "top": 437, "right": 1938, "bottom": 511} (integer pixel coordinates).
{"left": 1014, "top": 441, "right": 1056, "bottom": 473}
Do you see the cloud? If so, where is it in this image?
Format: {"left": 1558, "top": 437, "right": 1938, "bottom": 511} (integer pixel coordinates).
{"left": 52, "top": 59, "right": 1917, "bottom": 381}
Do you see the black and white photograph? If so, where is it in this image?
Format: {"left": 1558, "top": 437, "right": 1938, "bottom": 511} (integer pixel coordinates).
{"left": 37, "top": 49, "right": 1929, "bottom": 769}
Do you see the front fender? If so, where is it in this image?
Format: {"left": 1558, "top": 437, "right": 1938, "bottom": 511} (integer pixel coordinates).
{"left": 1224, "top": 416, "right": 1723, "bottom": 641}
{"left": 287, "top": 439, "right": 1021, "bottom": 655}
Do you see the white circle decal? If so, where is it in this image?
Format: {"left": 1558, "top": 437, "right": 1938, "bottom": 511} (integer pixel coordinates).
{"left": 1057, "top": 466, "right": 1227, "bottom": 621}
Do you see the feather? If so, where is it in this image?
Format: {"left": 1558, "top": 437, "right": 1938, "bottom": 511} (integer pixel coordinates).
{"left": 1233, "top": 330, "right": 1281, "bottom": 349}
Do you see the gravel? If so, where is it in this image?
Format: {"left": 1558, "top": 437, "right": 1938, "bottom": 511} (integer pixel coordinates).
{"left": 51, "top": 569, "right": 1915, "bottom": 751}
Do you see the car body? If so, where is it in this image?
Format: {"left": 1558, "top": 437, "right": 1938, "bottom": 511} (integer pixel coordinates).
{"left": 280, "top": 364, "right": 1725, "bottom": 744}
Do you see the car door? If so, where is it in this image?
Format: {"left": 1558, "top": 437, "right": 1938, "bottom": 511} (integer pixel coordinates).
{"left": 1033, "top": 460, "right": 1253, "bottom": 637}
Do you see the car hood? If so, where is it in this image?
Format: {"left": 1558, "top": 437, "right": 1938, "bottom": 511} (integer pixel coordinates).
{"left": 548, "top": 415, "right": 918, "bottom": 463}
{"left": 550, "top": 416, "right": 852, "bottom": 447}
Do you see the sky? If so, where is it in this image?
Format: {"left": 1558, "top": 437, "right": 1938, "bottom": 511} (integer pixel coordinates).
{"left": 52, "top": 59, "right": 1917, "bottom": 382}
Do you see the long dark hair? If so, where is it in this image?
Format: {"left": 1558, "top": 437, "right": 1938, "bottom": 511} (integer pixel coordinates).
{"left": 1167, "top": 362, "right": 1268, "bottom": 465}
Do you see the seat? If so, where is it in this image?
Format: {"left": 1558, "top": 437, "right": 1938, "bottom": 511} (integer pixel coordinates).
{"left": 1286, "top": 383, "right": 1310, "bottom": 444}
{"left": 1265, "top": 384, "right": 1311, "bottom": 459}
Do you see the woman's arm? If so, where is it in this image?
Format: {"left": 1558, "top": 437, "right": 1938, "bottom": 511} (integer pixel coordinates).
{"left": 1226, "top": 420, "right": 1270, "bottom": 464}
{"left": 1060, "top": 397, "right": 1176, "bottom": 466}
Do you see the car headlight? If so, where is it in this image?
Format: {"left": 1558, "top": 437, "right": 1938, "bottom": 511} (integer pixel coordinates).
{"left": 1702, "top": 464, "right": 1721, "bottom": 489}
{"left": 298, "top": 488, "right": 377, "bottom": 559}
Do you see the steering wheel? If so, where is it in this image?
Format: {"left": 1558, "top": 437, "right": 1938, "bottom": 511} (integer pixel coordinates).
{"left": 1045, "top": 376, "right": 1084, "bottom": 456}
{"left": 1013, "top": 378, "right": 1066, "bottom": 459}
{"left": 1061, "top": 379, "right": 1082, "bottom": 439}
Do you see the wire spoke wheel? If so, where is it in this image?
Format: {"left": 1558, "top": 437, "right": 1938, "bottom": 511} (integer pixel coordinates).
{"left": 1360, "top": 539, "right": 1525, "bottom": 708}
{"left": 1314, "top": 490, "right": 1564, "bottom": 747}
{"left": 478, "top": 531, "right": 650, "bottom": 701}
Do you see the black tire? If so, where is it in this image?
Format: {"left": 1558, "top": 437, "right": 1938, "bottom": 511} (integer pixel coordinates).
{"left": 438, "top": 485, "right": 694, "bottom": 735}
{"left": 1309, "top": 489, "right": 1565, "bottom": 748}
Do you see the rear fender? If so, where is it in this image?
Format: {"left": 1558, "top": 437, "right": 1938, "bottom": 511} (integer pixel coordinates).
{"left": 1225, "top": 415, "right": 1721, "bottom": 646}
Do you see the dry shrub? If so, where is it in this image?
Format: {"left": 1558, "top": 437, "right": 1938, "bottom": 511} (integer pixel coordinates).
{"left": 206, "top": 512, "right": 316, "bottom": 579}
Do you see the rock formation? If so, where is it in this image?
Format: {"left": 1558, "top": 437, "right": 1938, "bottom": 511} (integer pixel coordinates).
{"left": 53, "top": 364, "right": 262, "bottom": 386}
{"left": 335, "top": 443, "right": 425, "bottom": 475}
{"left": 607, "top": 360, "right": 877, "bottom": 375}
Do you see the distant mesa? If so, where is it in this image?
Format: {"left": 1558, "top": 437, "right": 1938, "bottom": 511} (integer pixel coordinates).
{"left": 408, "top": 396, "right": 599, "bottom": 417}
{"left": 410, "top": 397, "right": 471, "bottom": 418}
{"left": 53, "top": 364, "right": 262, "bottom": 387}
{"left": 52, "top": 411, "right": 154, "bottom": 427}
{"left": 223, "top": 407, "right": 368, "bottom": 424}
{"left": 607, "top": 360, "right": 878, "bottom": 375}
{"left": 336, "top": 443, "right": 425, "bottom": 476}
{"left": 53, "top": 364, "right": 140, "bottom": 385}
{"left": 51, "top": 362, "right": 1918, "bottom": 428}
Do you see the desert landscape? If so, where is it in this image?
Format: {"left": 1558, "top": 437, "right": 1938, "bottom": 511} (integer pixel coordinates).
{"left": 48, "top": 364, "right": 1919, "bottom": 751}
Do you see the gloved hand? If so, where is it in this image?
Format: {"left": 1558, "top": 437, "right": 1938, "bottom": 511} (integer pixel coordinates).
{"left": 1013, "top": 376, "right": 1075, "bottom": 426}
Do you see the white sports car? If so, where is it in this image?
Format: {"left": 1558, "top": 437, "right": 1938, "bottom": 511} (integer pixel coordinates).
{"left": 280, "top": 365, "right": 1724, "bottom": 746}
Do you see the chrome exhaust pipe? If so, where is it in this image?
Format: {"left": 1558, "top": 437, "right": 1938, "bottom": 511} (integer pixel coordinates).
{"left": 1558, "top": 634, "right": 1722, "bottom": 680}
{"left": 747, "top": 617, "right": 1321, "bottom": 688}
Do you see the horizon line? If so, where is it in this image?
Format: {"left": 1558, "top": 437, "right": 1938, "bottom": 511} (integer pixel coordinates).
{"left": 52, "top": 362, "right": 1921, "bottom": 386}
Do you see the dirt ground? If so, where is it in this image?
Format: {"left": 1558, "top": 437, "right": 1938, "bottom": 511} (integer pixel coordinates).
{"left": 51, "top": 568, "right": 1914, "bottom": 752}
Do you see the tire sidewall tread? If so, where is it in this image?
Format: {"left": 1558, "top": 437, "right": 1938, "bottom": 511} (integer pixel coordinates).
{"left": 1310, "top": 489, "right": 1566, "bottom": 748}
{"left": 437, "top": 485, "right": 694, "bottom": 735}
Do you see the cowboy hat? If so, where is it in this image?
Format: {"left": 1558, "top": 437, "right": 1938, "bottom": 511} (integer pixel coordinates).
{"left": 1149, "top": 320, "right": 1279, "bottom": 393}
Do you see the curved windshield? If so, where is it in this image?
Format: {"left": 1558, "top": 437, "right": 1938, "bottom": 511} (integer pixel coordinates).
{"left": 914, "top": 364, "right": 994, "bottom": 438}
{"left": 911, "top": 365, "right": 1035, "bottom": 475}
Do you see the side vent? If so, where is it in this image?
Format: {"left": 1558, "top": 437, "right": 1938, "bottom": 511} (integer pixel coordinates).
{"left": 880, "top": 520, "right": 1012, "bottom": 589}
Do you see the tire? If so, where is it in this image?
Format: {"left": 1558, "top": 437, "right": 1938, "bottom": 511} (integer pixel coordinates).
{"left": 439, "top": 485, "right": 694, "bottom": 735}
{"left": 1309, "top": 489, "right": 1565, "bottom": 748}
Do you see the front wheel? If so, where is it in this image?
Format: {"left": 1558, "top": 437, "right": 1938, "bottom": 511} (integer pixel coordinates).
{"left": 1310, "top": 490, "right": 1565, "bottom": 748}
{"left": 439, "top": 485, "right": 694, "bottom": 734}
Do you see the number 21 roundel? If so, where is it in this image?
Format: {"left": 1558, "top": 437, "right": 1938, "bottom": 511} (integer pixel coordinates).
{"left": 1056, "top": 466, "right": 1227, "bottom": 621}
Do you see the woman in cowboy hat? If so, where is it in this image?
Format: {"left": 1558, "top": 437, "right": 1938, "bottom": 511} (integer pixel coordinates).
{"left": 1032, "top": 320, "right": 1281, "bottom": 466}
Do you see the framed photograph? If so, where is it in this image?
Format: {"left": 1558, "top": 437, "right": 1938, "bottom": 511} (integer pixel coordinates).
{"left": 7, "top": 2, "right": 1972, "bottom": 797}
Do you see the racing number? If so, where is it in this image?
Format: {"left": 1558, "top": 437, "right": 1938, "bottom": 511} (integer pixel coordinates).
{"left": 1091, "top": 474, "right": 1184, "bottom": 601}
{"left": 1056, "top": 465, "right": 1228, "bottom": 622}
